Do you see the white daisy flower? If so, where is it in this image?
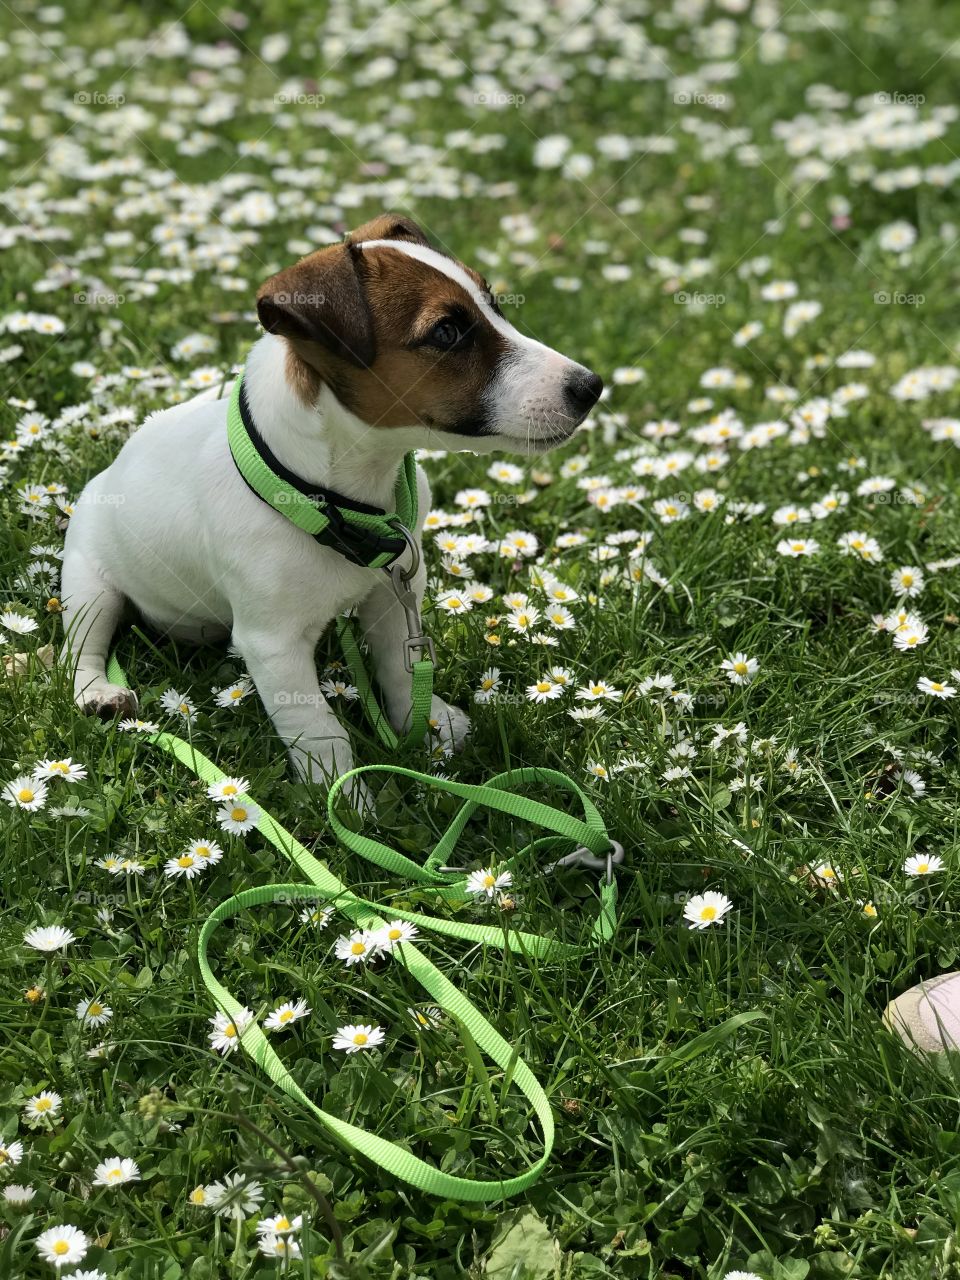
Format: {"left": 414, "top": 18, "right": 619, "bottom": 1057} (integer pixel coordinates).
{"left": 332, "top": 1023, "right": 386, "bottom": 1053}
{"left": 466, "top": 867, "right": 513, "bottom": 899}
{"left": 76, "top": 998, "right": 113, "bottom": 1027}
{"left": 264, "top": 998, "right": 311, "bottom": 1032}
{"left": 92, "top": 1156, "right": 140, "bottom": 1187}
{"left": 35, "top": 1224, "right": 89, "bottom": 1269}
{"left": 904, "top": 854, "right": 944, "bottom": 876}
{"left": 334, "top": 930, "right": 377, "bottom": 966}
{"left": 208, "top": 1008, "right": 254, "bottom": 1055}
{"left": 24, "top": 925, "right": 74, "bottom": 951}
{"left": 24, "top": 1090, "right": 62, "bottom": 1120}
{"left": 159, "top": 688, "right": 197, "bottom": 720}
{"left": 372, "top": 920, "right": 418, "bottom": 952}
{"left": 33, "top": 758, "right": 87, "bottom": 783}
{"left": 683, "top": 891, "right": 733, "bottom": 929}
{"left": 216, "top": 801, "right": 260, "bottom": 834}
{"left": 720, "top": 653, "right": 759, "bottom": 685}
{"left": 205, "top": 776, "right": 249, "bottom": 801}
{"left": 4, "top": 775, "right": 48, "bottom": 810}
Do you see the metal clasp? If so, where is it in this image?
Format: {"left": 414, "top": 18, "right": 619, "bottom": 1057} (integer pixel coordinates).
{"left": 385, "top": 524, "right": 437, "bottom": 673}
{"left": 544, "top": 839, "right": 624, "bottom": 885}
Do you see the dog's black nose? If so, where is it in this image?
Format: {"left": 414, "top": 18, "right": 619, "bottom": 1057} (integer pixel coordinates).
{"left": 565, "top": 369, "right": 603, "bottom": 417}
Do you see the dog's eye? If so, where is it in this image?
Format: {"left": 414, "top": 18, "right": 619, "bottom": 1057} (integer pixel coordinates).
{"left": 427, "top": 319, "right": 463, "bottom": 351}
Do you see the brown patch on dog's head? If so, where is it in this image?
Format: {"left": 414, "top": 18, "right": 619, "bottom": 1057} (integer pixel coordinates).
{"left": 256, "top": 214, "right": 509, "bottom": 434}
{"left": 255, "top": 212, "right": 603, "bottom": 448}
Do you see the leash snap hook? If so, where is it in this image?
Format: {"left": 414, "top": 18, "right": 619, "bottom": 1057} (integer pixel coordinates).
{"left": 545, "top": 839, "right": 624, "bottom": 885}
{"left": 384, "top": 529, "right": 436, "bottom": 673}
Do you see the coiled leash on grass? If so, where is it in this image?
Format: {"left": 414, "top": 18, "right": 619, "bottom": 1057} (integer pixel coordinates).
{"left": 106, "top": 646, "right": 623, "bottom": 1202}
{"left": 99, "top": 366, "right": 624, "bottom": 1201}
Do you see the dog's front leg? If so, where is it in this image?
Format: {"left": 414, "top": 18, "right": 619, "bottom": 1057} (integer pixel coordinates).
{"left": 232, "top": 623, "right": 370, "bottom": 812}
{"left": 357, "top": 565, "right": 471, "bottom": 756}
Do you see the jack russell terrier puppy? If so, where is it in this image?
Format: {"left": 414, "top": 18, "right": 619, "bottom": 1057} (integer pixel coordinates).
{"left": 60, "top": 214, "right": 603, "bottom": 808}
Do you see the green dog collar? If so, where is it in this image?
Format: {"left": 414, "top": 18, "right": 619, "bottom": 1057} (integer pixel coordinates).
{"left": 226, "top": 370, "right": 419, "bottom": 570}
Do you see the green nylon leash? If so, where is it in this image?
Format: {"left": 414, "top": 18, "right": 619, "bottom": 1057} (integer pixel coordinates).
{"left": 103, "top": 648, "right": 621, "bottom": 1201}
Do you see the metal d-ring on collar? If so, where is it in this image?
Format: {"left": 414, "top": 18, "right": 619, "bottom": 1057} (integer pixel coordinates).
{"left": 384, "top": 521, "right": 437, "bottom": 673}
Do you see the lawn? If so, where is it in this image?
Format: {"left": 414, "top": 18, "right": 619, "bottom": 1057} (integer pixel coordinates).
{"left": 2, "top": 0, "right": 960, "bottom": 1276}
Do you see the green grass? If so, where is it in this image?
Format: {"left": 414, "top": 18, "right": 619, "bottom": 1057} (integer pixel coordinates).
{"left": 3, "top": 0, "right": 960, "bottom": 1275}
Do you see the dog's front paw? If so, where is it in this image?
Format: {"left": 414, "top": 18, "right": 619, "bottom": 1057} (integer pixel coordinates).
{"left": 76, "top": 682, "right": 139, "bottom": 722}
{"left": 428, "top": 698, "right": 471, "bottom": 756}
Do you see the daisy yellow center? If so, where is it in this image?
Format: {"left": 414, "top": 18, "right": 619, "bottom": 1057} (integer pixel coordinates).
{"left": 388, "top": 928, "right": 403, "bottom": 941}
{"left": 733, "top": 662, "right": 748, "bottom": 675}
{"left": 931, "top": 683, "right": 944, "bottom": 692}
{"left": 850, "top": 539, "right": 865, "bottom": 550}
{"left": 448, "top": 598, "right": 463, "bottom": 609}
{"left": 26, "top": 987, "right": 42, "bottom": 1002}
{"left": 196, "top": 846, "right": 210, "bottom": 857}
{"left": 790, "top": 542, "right": 805, "bottom": 552}
{"left": 51, "top": 762, "right": 68, "bottom": 773}
{"left": 902, "top": 574, "right": 913, "bottom": 585}
{"left": 53, "top": 1241, "right": 70, "bottom": 1256}
{"left": 700, "top": 906, "right": 717, "bottom": 921}
{"left": 178, "top": 855, "right": 194, "bottom": 868}
{"left": 917, "top": 862, "right": 929, "bottom": 873}
{"left": 225, "top": 1022, "right": 237, "bottom": 1037}
{"left": 594, "top": 766, "right": 608, "bottom": 777}
{"left": 35, "top": 1098, "right": 52, "bottom": 1111}
{"left": 231, "top": 807, "right": 247, "bottom": 821}
{"left": 230, "top": 689, "right": 243, "bottom": 700}
{"left": 516, "top": 613, "right": 529, "bottom": 625}
{"left": 864, "top": 904, "right": 877, "bottom": 917}
{"left": 190, "top": 1187, "right": 206, "bottom": 1204}
{"left": 107, "top": 1167, "right": 122, "bottom": 1179}
{"left": 483, "top": 874, "right": 495, "bottom": 888}
{"left": 482, "top": 679, "right": 494, "bottom": 690}
{"left": 537, "top": 681, "right": 552, "bottom": 693}
{"left": 178, "top": 702, "right": 190, "bottom": 714}
{"left": 350, "top": 941, "right": 366, "bottom": 955}
{"left": 17, "top": 788, "right": 34, "bottom": 802}
{"left": 88, "top": 1002, "right": 103, "bottom": 1016}
{"left": 222, "top": 784, "right": 238, "bottom": 795}
{"left": 279, "top": 1010, "right": 294, "bottom": 1023}
{"left": 664, "top": 505, "right": 677, "bottom": 516}
{"left": 352, "top": 1032, "right": 368, "bottom": 1045}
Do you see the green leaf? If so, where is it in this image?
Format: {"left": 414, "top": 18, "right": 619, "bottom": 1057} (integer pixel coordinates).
{"left": 651, "top": 1011, "right": 767, "bottom": 1074}
{"left": 483, "top": 1208, "right": 558, "bottom": 1279}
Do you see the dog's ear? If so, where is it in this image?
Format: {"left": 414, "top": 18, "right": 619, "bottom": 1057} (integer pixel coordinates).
{"left": 256, "top": 243, "right": 375, "bottom": 367}
{"left": 345, "top": 212, "right": 431, "bottom": 247}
